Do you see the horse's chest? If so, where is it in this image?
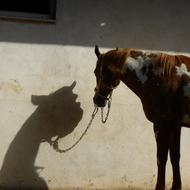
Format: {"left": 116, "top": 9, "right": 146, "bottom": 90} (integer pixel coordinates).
{"left": 142, "top": 82, "right": 190, "bottom": 125}
{"left": 141, "top": 81, "right": 179, "bottom": 122}
{"left": 142, "top": 96, "right": 173, "bottom": 121}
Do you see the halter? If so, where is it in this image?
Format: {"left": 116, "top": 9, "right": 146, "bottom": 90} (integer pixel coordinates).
{"left": 98, "top": 91, "right": 112, "bottom": 123}
{"left": 95, "top": 54, "right": 114, "bottom": 123}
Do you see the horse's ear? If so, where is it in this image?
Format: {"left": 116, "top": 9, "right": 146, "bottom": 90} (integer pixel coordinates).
{"left": 95, "top": 45, "right": 101, "bottom": 59}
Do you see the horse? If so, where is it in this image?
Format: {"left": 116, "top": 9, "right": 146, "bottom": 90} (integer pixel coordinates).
{"left": 93, "top": 45, "right": 190, "bottom": 190}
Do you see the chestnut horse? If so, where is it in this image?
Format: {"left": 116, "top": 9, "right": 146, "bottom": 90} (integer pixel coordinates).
{"left": 93, "top": 45, "right": 190, "bottom": 190}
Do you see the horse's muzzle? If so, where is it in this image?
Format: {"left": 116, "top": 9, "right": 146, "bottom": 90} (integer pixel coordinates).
{"left": 93, "top": 94, "right": 107, "bottom": 107}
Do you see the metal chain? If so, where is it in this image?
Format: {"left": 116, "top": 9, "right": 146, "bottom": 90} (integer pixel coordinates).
{"left": 101, "top": 98, "right": 112, "bottom": 124}
{"left": 51, "top": 107, "right": 98, "bottom": 153}
{"left": 50, "top": 96, "right": 112, "bottom": 153}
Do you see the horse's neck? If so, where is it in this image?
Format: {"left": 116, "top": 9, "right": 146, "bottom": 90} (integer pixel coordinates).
{"left": 121, "top": 55, "right": 147, "bottom": 97}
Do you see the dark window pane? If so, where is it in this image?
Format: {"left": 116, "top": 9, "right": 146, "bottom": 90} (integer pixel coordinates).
{"left": 0, "top": 0, "right": 51, "bottom": 14}
{"left": 0, "top": 0, "right": 56, "bottom": 22}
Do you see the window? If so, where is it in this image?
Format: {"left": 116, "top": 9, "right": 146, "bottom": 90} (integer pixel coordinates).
{"left": 0, "top": 0, "right": 56, "bottom": 23}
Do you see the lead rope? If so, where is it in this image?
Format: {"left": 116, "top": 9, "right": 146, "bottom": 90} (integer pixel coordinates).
{"left": 51, "top": 106, "right": 99, "bottom": 153}
{"left": 50, "top": 95, "right": 112, "bottom": 153}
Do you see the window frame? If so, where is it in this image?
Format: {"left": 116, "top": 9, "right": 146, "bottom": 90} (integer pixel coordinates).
{"left": 0, "top": 0, "right": 56, "bottom": 23}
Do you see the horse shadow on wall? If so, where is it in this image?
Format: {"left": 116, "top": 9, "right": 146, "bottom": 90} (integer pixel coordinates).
{"left": 0, "top": 81, "right": 83, "bottom": 190}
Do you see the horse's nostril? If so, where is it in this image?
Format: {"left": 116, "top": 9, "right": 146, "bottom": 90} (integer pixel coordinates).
{"left": 93, "top": 95, "right": 107, "bottom": 107}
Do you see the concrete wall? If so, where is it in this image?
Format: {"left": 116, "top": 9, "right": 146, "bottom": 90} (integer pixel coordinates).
{"left": 0, "top": 0, "right": 190, "bottom": 189}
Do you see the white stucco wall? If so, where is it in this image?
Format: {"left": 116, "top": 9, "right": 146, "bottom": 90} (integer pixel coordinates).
{"left": 0, "top": 1, "right": 190, "bottom": 189}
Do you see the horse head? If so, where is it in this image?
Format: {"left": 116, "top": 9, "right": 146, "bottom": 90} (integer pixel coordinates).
{"left": 93, "top": 45, "right": 126, "bottom": 107}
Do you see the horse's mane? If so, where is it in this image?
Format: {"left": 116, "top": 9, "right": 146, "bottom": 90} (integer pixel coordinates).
{"left": 157, "top": 54, "right": 177, "bottom": 77}
{"left": 103, "top": 48, "right": 190, "bottom": 77}
{"left": 103, "top": 48, "right": 145, "bottom": 67}
{"left": 157, "top": 53, "right": 190, "bottom": 77}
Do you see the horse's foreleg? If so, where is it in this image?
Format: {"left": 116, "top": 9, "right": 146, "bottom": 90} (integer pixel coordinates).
{"left": 169, "top": 126, "right": 181, "bottom": 190}
{"left": 154, "top": 122, "right": 170, "bottom": 190}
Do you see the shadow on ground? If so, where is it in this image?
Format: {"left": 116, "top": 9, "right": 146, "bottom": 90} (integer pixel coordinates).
{"left": 0, "top": 81, "right": 83, "bottom": 190}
